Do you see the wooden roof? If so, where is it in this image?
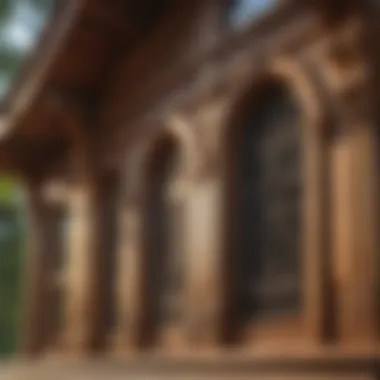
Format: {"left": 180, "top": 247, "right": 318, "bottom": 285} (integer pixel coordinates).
{"left": 0, "top": 0, "right": 370, "bottom": 177}
{"left": 0, "top": 0, "right": 172, "bottom": 176}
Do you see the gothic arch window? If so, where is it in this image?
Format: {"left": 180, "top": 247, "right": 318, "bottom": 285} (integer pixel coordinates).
{"left": 225, "top": 80, "right": 303, "bottom": 341}
{"left": 225, "top": 0, "right": 279, "bottom": 30}
{"left": 141, "top": 135, "right": 184, "bottom": 346}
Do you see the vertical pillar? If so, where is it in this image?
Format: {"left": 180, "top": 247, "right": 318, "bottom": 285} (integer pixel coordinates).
{"left": 114, "top": 202, "right": 143, "bottom": 352}
{"left": 350, "top": 122, "right": 378, "bottom": 343}
{"left": 62, "top": 145, "right": 100, "bottom": 353}
{"left": 332, "top": 120, "right": 378, "bottom": 345}
{"left": 325, "top": 17, "right": 377, "bottom": 346}
{"left": 185, "top": 178, "right": 223, "bottom": 346}
{"left": 97, "top": 174, "right": 121, "bottom": 350}
{"left": 303, "top": 113, "right": 331, "bottom": 342}
{"left": 21, "top": 181, "right": 50, "bottom": 355}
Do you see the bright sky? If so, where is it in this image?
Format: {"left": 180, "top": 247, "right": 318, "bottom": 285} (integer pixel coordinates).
{"left": 230, "top": 0, "right": 278, "bottom": 28}
{"left": 5, "top": 1, "right": 47, "bottom": 51}
{"left": 0, "top": 0, "right": 50, "bottom": 98}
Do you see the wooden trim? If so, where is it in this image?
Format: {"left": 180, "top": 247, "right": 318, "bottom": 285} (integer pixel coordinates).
{"left": 331, "top": 120, "right": 379, "bottom": 344}
{"left": 350, "top": 122, "right": 378, "bottom": 343}
{"left": 271, "top": 58, "right": 330, "bottom": 343}
{"left": 101, "top": 4, "right": 319, "bottom": 132}
{"left": 323, "top": 16, "right": 378, "bottom": 344}
{"left": 115, "top": 123, "right": 203, "bottom": 351}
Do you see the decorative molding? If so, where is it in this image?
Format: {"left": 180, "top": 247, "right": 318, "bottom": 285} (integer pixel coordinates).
{"left": 217, "top": 54, "right": 331, "bottom": 343}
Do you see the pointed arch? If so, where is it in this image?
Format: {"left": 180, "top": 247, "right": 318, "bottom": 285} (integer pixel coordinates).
{"left": 221, "top": 58, "right": 330, "bottom": 344}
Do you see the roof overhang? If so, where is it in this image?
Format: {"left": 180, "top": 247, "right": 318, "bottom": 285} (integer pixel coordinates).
{"left": 0, "top": 0, "right": 174, "bottom": 175}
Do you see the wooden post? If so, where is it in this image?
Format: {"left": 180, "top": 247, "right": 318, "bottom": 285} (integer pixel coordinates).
{"left": 350, "top": 122, "right": 378, "bottom": 343}
{"left": 184, "top": 178, "right": 223, "bottom": 347}
{"left": 62, "top": 143, "right": 101, "bottom": 354}
{"left": 113, "top": 203, "right": 143, "bottom": 352}
{"left": 21, "top": 181, "right": 50, "bottom": 355}
{"left": 332, "top": 121, "right": 378, "bottom": 345}
{"left": 324, "top": 16, "right": 378, "bottom": 346}
{"left": 303, "top": 110, "right": 331, "bottom": 342}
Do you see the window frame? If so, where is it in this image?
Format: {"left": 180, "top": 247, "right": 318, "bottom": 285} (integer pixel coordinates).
{"left": 221, "top": 59, "right": 331, "bottom": 347}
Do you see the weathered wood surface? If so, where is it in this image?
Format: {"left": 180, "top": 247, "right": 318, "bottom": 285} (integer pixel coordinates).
{"left": 0, "top": 361, "right": 375, "bottom": 380}
{"left": 0, "top": 350, "right": 377, "bottom": 380}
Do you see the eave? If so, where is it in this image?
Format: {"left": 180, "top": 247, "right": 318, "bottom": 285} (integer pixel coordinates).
{"left": 0, "top": 0, "right": 173, "bottom": 177}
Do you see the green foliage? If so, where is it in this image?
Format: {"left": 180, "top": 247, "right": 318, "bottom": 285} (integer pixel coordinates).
{"left": 0, "top": 0, "right": 51, "bottom": 356}
{"left": 0, "top": 176, "right": 26, "bottom": 356}
{"left": 0, "top": 0, "right": 51, "bottom": 355}
{"left": 0, "top": 176, "right": 19, "bottom": 204}
{"left": 0, "top": 0, "right": 52, "bottom": 355}
{"left": 0, "top": 0, "right": 50, "bottom": 20}
{"left": 0, "top": 200, "right": 25, "bottom": 356}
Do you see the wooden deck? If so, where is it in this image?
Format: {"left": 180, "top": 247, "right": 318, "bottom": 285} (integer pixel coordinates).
{"left": 0, "top": 347, "right": 377, "bottom": 380}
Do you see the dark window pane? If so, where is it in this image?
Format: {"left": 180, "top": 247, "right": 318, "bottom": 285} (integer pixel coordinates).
{"left": 145, "top": 138, "right": 182, "bottom": 341}
{"left": 102, "top": 175, "right": 120, "bottom": 339}
{"left": 235, "top": 83, "right": 302, "bottom": 324}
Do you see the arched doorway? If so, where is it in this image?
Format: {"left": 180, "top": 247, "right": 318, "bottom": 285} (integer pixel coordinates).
{"left": 141, "top": 135, "right": 183, "bottom": 347}
{"left": 225, "top": 80, "right": 303, "bottom": 342}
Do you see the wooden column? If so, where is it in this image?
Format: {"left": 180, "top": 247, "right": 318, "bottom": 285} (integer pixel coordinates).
{"left": 324, "top": 16, "right": 378, "bottom": 346}
{"left": 303, "top": 109, "right": 331, "bottom": 342}
{"left": 332, "top": 121, "right": 378, "bottom": 345}
{"left": 185, "top": 178, "right": 223, "bottom": 347}
{"left": 62, "top": 146, "right": 101, "bottom": 353}
{"left": 350, "top": 122, "right": 378, "bottom": 343}
{"left": 21, "top": 181, "right": 50, "bottom": 355}
{"left": 113, "top": 202, "right": 143, "bottom": 352}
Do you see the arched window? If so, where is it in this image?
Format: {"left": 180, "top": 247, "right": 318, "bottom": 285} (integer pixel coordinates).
{"left": 226, "top": 81, "right": 303, "bottom": 339}
{"left": 226, "top": 0, "right": 279, "bottom": 30}
{"left": 142, "top": 136, "right": 183, "bottom": 346}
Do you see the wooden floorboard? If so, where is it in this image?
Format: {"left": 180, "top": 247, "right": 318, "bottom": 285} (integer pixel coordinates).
{"left": 0, "top": 346, "right": 377, "bottom": 380}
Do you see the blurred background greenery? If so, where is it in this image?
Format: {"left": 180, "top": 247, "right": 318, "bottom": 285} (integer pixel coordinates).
{"left": 0, "top": 0, "right": 51, "bottom": 356}
{"left": 0, "top": 178, "right": 26, "bottom": 357}
{"left": 0, "top": 0, "right": 51, "bottom": 97}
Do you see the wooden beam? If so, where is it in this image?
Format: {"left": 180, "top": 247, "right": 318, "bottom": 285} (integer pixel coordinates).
{"left": 83, "top": 1, "right": 139, "bottom": 34}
